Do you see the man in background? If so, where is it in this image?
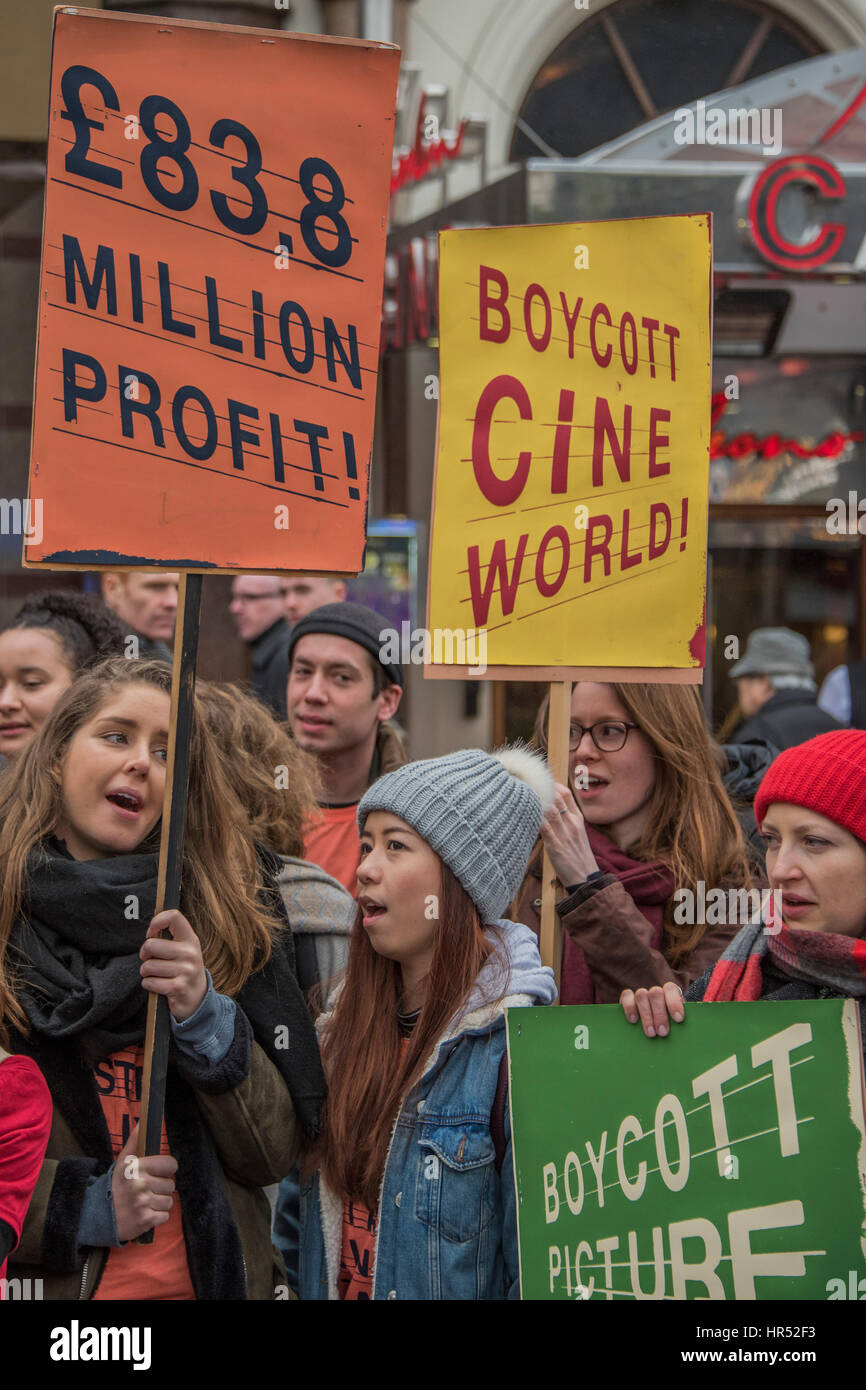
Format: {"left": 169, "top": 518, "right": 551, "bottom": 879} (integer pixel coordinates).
{"left": 280, "top": 574, "right": 346, "bottom": 626}
{"left": 101, "top": 571, "right": 178, "bottom": 661}
{"left": 286, "top": 602, "right": 405, "bottom": 892}
{"left": 730, "top": 627, "right": 843, "bottom": 749}
{"left": 229, "top": 575, "right": 290, "bottom": 718}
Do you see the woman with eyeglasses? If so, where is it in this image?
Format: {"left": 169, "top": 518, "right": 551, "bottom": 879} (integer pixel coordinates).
{"left": 514, "top": 682, "right": 752, "bottom": 1004}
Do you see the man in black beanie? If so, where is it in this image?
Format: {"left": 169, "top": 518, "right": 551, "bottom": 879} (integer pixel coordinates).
{"left": 286, "top": 602, "right": 407, "bottom": 892}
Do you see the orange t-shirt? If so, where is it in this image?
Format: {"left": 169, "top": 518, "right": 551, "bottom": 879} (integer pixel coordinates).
{"left": 338, "top": 1199, "right": 377, "bottom": 1300}
{"left": 338, "top": 1039, "right": 411, "bottom": 1301}
{"left": 303, "top": 804, "right": 361, "bottom": 895}
{"left": 91, "top": 1046, "right": 196, "bottom": 1302}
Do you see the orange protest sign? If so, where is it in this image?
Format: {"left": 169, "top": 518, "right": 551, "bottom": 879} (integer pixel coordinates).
{"left": 25, "top": 8, "right": 399, "bottom": 572}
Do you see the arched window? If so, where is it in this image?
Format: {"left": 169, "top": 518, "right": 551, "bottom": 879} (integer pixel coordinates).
{"left": 511, "top": 0, "right": 823, "bottom": 160}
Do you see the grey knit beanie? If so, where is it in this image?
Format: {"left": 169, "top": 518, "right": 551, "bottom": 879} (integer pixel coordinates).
{"left": 357, "top": 746, "right": 555, "bottom": 923}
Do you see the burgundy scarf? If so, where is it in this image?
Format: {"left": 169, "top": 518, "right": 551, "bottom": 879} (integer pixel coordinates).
{"left": 561, "top": 825, "right": 676, "bottom": 1004}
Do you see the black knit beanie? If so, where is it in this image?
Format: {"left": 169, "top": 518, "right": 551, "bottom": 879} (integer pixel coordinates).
{"left": 286, "top": 601, "right": 404, "bottom": 687}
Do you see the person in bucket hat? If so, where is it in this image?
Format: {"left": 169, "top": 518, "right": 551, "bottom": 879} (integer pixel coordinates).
{"left": 730, "top": 627, "right": 843, "bottom": 749}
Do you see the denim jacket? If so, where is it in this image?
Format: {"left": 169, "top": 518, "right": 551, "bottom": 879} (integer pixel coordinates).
{"left": 296, "top": 920, "right": 556, "bottom": 1300}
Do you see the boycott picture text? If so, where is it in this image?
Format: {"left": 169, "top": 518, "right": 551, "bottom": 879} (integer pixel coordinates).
{"left": 508, "top": 1002, "right": 866, "bottom": 1300}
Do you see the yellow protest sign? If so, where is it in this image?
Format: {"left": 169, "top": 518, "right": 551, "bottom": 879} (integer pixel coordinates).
{"left": 426, "top": 216, "right": 712, "bottom": 678}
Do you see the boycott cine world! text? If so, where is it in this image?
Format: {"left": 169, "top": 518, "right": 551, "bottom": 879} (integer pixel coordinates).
{"left": 463, "top": 268, "right": 688, "bottom": 628}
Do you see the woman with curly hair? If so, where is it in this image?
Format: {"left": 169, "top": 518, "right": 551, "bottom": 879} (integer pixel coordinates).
{"left": 196, "top": 682, "right": 356, "bottom": 997}
{"left": 0, "top": 590, "right": 125, "bottom": 762}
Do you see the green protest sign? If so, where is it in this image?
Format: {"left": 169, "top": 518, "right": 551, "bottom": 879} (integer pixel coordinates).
{"left": 506, "top": 1002, "right": 866, "bottom": 1300}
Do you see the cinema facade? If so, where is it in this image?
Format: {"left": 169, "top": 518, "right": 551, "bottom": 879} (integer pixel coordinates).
{"left": 378, "top": 46, "right": 866, "bottom": 733}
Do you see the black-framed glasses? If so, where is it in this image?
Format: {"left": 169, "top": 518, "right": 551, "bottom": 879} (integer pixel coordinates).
{"left": 569, "top": 720, "right": 638, "bottom": 752}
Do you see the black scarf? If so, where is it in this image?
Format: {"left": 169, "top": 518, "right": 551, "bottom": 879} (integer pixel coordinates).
{"left": 9, "top": 840, "right": 326, "bottom": 1138}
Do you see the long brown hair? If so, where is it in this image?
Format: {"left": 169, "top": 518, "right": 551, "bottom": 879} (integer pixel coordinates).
{"left": 312, "top": 861, "right": 499, "bottom": 1208}
{"left": 196, "top": 681, "right": 321, "bottom": 857}
{"left": 0, "top": 657, "right": 284, "bottom": 1040}
{"left": 533, "top": 682, "right": 751, "bottom": 964}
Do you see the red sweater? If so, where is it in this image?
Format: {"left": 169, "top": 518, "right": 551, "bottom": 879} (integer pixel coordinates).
{"left": 0, "top": 1054, "right": 52, "bottom": 1296}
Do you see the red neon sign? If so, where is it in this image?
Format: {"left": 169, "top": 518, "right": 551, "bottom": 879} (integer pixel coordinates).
{"left": 391, "top": 97, "right": 468, "bottom": 194}
{"left": 710, "top": 392, "right": 863, "bottom": 460}
{"left": 746, "top": 154, "right": 846, "bottom": 272}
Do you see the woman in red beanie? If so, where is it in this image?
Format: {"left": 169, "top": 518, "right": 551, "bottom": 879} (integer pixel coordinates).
{"left": 621, "top": 730, "right": 866, "bottom": 1043}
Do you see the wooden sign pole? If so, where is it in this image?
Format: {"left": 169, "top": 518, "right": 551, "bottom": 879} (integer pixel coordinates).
{"left": 539, "top": 680, "right": 572, "bottom": 994}
{"left": 136, "top": 571, "right": 202, "bottom": 1242}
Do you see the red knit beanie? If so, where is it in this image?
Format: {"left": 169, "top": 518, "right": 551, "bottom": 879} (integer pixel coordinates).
{"left": 754, "top": 730, "right": 866, "bottom": 842}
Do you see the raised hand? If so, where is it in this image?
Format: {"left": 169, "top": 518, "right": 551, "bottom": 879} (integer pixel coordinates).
{"left": 540, "top": 781, "right": 600, "bottom": 887}
{"left": 140, "top": 909, "right": 207, "bottom": 1022}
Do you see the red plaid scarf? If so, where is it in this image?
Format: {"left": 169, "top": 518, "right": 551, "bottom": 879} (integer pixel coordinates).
{"left": 703, "top": 904, "right": 866, "bottom": 1001}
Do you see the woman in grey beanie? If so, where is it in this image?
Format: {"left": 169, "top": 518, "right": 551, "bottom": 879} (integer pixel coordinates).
{"left": 293, "top": 745, "right": 557, "bottom": 1301}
